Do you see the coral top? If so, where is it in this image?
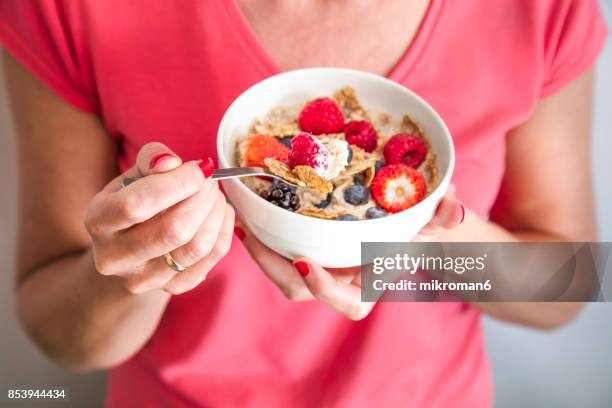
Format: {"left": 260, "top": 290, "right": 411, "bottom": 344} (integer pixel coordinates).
{"left": 1, "top": 1, "right": 607, "bottom": 406}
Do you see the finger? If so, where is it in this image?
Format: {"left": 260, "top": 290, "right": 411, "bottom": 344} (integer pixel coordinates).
{"left": 120, "top": 199, "right": 232, "bottom": 294}
{"left": 325, "top": 266, "right": 361, "bottom": 284}
{"left": 162, "top": 205, "right": 236, "bottom": 295}
{"left": 98, "top": 164, "right": 140, "bottom": 194}
{"left": 108, "top": 183, "right": 221, "bottom": 266}
{"left": 238, "top": 222, "right": 314, "bottom": 301}
{"left": 92, "top": 160, "right": 216, "bottom": 232}
{"left": 168, "top": 192, "right": 228, "bottom": 267}
{"left": 121, "top": 262, "right": 178, "bottom": 294}
{"left": 418, "top": 186, "right": 464, "bottom": 235}
{"left": 293, "top": 258, "right": 374, "bottom": 320}
{"left": 103, "top": 143, "right": 183, "bottom": 194}
{"left": 136, "top": 142, "right": 183, "bottom": 175}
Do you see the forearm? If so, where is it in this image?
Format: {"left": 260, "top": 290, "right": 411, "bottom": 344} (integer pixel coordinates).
{"left": 442, "top": 209, "right": 584, "bottom": 329}
{"left": 17, "top": 248, "right": 170, "bottom": 372}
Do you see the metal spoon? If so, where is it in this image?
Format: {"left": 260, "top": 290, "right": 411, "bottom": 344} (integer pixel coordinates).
{"left": 121, "top": 166, "right": 300, "bottom": 188}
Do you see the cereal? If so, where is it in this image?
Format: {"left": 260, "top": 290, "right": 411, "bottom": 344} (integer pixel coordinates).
{"left": 263, "top": 158, "right": 305, "bottom": 186}
{"left": 293, "top": 166, "right": 334, "bottom": 194}
{"left": 343, "top": 158, "right": 376, "bottom": 177}
{"left": 297, "top": 207, "right": 349, "bottom": 220}
{"left": 333, "top": 86, "right": 371, "bottom": 121}
{"left": 364, "top": 164, "right": 376, "bottom": 187}
{"left": 401, "top": 114, "right": 426, "bottom": 138}
{"left": 236, "top": 87, "right": 438, "bottom": 220}
{"left": 264, "top": 158, "right": 334, "bottom": 194}
{"left": 251, "top": 106, "right": 301, "bottom": 136}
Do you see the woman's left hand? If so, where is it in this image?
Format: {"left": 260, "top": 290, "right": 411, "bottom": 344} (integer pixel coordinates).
{"left": 237, "top": 186, "right": 464, "bottom": 320}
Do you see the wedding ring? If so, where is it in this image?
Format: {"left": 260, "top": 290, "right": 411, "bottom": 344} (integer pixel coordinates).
{"left": 163, "top": 252, "right": 187, "bottom": 272}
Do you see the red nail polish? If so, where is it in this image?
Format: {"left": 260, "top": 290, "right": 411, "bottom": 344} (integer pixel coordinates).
{"left": 199, "top": 157, "right": 215, "bottom": 178}
{"left": 459, "top": 203, "right": 465, "bottom": 224}
{"left": 234, "top": 227, "right": 245, "bottom": 241}
{"left": 294, "top": 261, "right": 310, "bottom": 277}
{"left": 149, "top": 153, "right": 173, "bottom": 169}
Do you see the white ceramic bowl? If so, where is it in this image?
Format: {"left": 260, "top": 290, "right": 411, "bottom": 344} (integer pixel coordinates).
{"left": 217, "top": 68, "right": 454, "bottom": 267}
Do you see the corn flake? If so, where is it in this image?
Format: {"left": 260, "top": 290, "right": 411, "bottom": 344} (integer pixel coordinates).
{"left": 293, "top": 166, "right": 334, "bottom": 194}
{"left": 263, "top": 158, "right": 305, "bottom": 186}
{"left": 297, "top": 207, "right": 349, "bottom": 220}
{"left": 333, "top": 86, "right": 371, "bottom": 121}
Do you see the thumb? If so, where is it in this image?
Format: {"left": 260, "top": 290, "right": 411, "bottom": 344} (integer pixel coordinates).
{"left": 136, "top": 142, "right": 182, "bottom": 176}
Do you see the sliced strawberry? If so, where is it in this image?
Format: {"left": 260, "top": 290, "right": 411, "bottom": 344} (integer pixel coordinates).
{"left": 243, "top": 134, "right": 290, "bottom": 168}
{"left": 371, "top": 164, "right": 426, "bottom": 213}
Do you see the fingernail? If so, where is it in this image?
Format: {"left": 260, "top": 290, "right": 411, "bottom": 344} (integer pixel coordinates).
{"left": 149, "top": 153, "right": 174, "bottom": 169}
{"left": 234, "top": 227, "right": 245, "bottom": 241}
{"left": 294, "top": 261, "right": 310, "bottom": 277}
{"left": 199, "top": 157, "right": 215, "bottom": 178}
{"left": 459, "top": 203, "right": 465, "bottom": 224}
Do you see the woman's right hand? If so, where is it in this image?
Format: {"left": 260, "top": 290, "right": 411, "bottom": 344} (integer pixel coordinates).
{"left": 84, "top": 142, "right": 235, "bottom": 295}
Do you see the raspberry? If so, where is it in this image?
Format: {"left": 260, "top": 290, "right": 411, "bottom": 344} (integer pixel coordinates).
{"left": 383, "top": 134, "right": 428, "bottom": 168}
{"left": 298, "top": 98, "right": 345, "bottom": 135}
{"left": 343, "top": 120, "right": 378, "bottom": 153}
{"left": 371, "top": 164, "right": 426, "bottom": 213}
{"left": 287, "top": 133, "right": 329, "bottom": 171}
{"left": 243, "top": 134, "right": 290, "bottom": 168}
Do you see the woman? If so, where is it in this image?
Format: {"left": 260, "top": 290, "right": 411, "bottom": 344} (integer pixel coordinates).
{"left": 1, "top": 0, "right": 607, "bottom": 406}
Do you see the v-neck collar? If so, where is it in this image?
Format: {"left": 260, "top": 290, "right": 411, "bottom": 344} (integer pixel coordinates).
{"left": 219, "top": 0, "right": 446, "bottom": 82}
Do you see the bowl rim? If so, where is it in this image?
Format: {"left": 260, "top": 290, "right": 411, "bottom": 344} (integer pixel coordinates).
{"left": 217, "top": 67, "right": 455, "bottom": 227}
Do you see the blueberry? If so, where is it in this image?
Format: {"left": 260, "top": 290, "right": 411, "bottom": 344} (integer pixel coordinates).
{"left": 344, "top": 185, "right": 370, "bottom": 205}
{"left": 279, "top": 136, "right": 294, "bottom": 149}
{"left": 262, "top": 180, "right": 300, "bottom": 211}
{"left": 375, "top": 160, "right": 385, "bottom": 173}
{"left": 315, "top": 193, "right": 332, "bottom": 208}
{"left": 365, "top": 206, "right": 387, "bottom": 219}
{"left": 336, "top": 214, "right": 358, "bottom": 221}
{"left": 347, "top": 146, "right": 353, "bottom": 164}
{"left": 273, "top": 178, "right": 296, "bottom": 192}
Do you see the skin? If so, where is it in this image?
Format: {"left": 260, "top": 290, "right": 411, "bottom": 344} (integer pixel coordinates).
{"left": 5, "top": 56, "right": 235, "bottom": 371}
{"left": 4, "top": 0, "right": 595, "bottom": 371}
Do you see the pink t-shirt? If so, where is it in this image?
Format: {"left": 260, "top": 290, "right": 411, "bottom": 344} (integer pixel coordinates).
{"left": 1, "top": 1, "right": 607, "bottom": 406}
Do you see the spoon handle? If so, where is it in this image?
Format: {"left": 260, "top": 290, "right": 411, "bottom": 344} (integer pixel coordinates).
{"left": 121, "top": 167, "right": 299, "bottom": 188}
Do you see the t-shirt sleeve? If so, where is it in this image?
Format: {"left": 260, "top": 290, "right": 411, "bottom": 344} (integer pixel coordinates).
{"left": 0, "top": 1, "right": 98, "bottom": 112}
{"left": 540, "top": 0, "right": 608, "bottom": 97}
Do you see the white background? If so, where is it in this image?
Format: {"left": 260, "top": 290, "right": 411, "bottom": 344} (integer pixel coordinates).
{"left": 0, "top": 2, "right": 610, "bottom": 406}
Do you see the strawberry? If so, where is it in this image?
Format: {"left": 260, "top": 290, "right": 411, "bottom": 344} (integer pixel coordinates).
{"left": 298, "top": 97, "right": 345, "bottom": 135}
{"left": 287, "top": 133, "right": 329, "bottom": 171}
{"left": 371, "top": 164, "right": 426, "bottom": 213}
{"left": 343, "top": 120, "right": 378, "bottom": 152}
{"left": 383, "top": 134, "right": 428, "bottom": 168}
{"left": 243, "top": 134, "right": 290, "bottom": 168}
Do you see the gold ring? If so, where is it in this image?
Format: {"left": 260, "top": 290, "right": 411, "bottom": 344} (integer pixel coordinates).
{"left": 163, "top": 252, "right": 187, "bottom": 272}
